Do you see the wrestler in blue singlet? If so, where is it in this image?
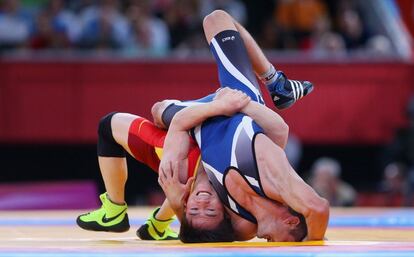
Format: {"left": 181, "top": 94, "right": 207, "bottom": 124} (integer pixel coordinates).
{"left": 162, "top": 30, "right": 269, "bottom": 223}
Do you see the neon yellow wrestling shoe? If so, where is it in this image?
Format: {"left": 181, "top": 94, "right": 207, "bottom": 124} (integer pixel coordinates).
{"left": 136, "top": 207, "right": 179, "bottom": 240}
{"left": 76, "top": 193, "right": 130, "bottom": 232}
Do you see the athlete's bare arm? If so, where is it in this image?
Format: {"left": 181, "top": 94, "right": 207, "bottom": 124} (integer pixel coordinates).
{"left": 160, "top": 89, "right": 250, "bottom": 136}
{"left": 158, "top": 153, "right": 195, "bottom": 221}
{"left": 151, "top": 94, "right": 289, "bottom": 149}
{"left": 158, "top": 90, "right": 249, "bottom": 215}
{"left": 160, "top": 90, "right": 329, "bottom": 240}
{"left": 241, "top": 101, "right": 289, "bottom": 148}
{"left": 255, "top": 135, "right": 329, "bottom": 240}
{"left": 159, "top": 89, "right": 250, "bottom": 179}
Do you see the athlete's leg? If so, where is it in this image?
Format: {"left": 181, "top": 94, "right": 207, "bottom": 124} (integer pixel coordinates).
{"left": 111, "top": 113, "right": 179, "bottom": 240}
{"left": 97, "top": 157, "right": 127, "bottom": 204}
{"left": 78, "top": 112, "right": 178, "bottom": 238}
{"left": 76, "top": 112, "right": 130, "bottom": 232}
{"left": 96, "top": 113, "right": 139, "bottom": 205}
{"left": 202, "top": 11, "right": 268, "bottom": 75}
{"left": 204, "top": 10, "right": 313, "bottom": 110}
{"left": 203, "top": 10, "right": 264, "bottom": 103}
{"left": 96, "top": 150, "right": 172, "bottom": 224}
{"left": 203, "top": 10, "right": 236, "bottom": 43}
{"left": 232, "top": 13, "right": 314, "bottom": 110}
{"left": 110, "top": 113, "right": 176, "bottom": 222}
{"left": 232, "top": 21, "right": 270, "bottom": 78}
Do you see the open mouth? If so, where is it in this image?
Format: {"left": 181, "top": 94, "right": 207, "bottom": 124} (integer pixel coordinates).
{"left": 196, "top": 191, "right": 212, "bottom": 196}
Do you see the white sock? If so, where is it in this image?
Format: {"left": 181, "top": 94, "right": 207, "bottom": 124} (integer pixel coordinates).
{"left": 258, "top": 65, "right": 277, "bottom": 86}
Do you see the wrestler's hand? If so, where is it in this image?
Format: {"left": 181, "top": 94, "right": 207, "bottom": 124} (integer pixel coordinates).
{"left": 158, "top": 160, "right": 195, "bottom": 212}
{"left": 213, "top": 87, "right": 250, "bottom": 116}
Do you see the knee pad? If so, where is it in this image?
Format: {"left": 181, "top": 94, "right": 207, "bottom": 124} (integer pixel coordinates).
{"left": 97, "top": 112, "right": 126, "bottom": 157}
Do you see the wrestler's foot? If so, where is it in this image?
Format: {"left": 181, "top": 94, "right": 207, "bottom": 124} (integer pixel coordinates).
{"left": 76, "top": 193, "right": 129, "bottom": 232}
{"left": 267, "top": 71, "right": 313, "bottom": 109}
{"left": 136, "top": 207, "right": 178, "bottom": 240}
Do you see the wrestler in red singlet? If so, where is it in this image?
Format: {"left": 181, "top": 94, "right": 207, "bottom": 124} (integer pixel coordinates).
{"left": 127, "top": 117, "right": 200, "bottom": 178}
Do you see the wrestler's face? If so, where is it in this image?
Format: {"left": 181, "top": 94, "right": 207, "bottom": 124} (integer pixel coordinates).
{"left": 256, "top": 210, "right": 300, "bottom": 242}
{"left": 184, "top": 178, "right": 224, "bottom": 229}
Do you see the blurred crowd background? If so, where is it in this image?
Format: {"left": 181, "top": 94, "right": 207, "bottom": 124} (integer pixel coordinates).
{"left": 0, "top": 0, "right": 406, "bottom": 58}
{"left": 0, "top": 0, "right": 413, "bottom": 210}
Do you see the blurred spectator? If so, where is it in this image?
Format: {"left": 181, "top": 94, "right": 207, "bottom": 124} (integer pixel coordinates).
{"left": 49, "top": 0, "right": 81, "bottom": 44}
{"left": 0, "top": 0, "right": 33, "bottom": 49}
{"left": 124, "top": 0, "right": 169, "bottom": 56}
{"left": 382, "top": 95, "right": 414, "bottom": 206}
{"left": 162, "top": 0, "right": 201, "bottom": 49}
{"left": 199, "top": 0, "right": 246, "bottom": 25}
{"left": 365, "top": 34, "right": 393, "bottom": 57}
{"left": 309, "top": 157, "right": 356, "bottom": 206}
{"left": 29, "top": 0, "right": 78, "bottom": 49}
{"left": 378, "top": 163, "right": 406, "bottom": 206}
{"left": 312, "top": 31, "right": 346, "bottom": 58}
{"left": 285, "top": 133, "right": 302, "bottom": 170}
{"left": 172, "top": 27, "right": 209, "bottom": 58}
{"left": 242, "top": 0, "right": 275, "bottom": 38}
{"left": 77, "top": 0, "right": 129, "bottom": 49}
{"left": 309, "top": 15, "right": 346, "bottom": 57}
{"left": 0, "top": 0, "right": 402, "bottom": 57}
{"left": 257, "top": 18, "right": 284, "bottom": 50}
{"left": 275, "top": 0, "right": 328, "bottom": 49}
{"left": 30, "top": 10, "right": 65, "bottom": 49}
{"left": 337, "top": 9, "right": 370, "bottom": 50}
{"left": 405, "top": 168, "right": 414, "bottom": 206}
{"left": 382, "top": 95, "right": 414, "bottom": 178}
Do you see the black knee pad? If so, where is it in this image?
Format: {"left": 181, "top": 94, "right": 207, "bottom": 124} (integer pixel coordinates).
{"left": 97, "top": 112, "right": 126, "bottom": 157}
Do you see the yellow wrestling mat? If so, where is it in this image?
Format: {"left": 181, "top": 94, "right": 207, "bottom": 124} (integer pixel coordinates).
{"left": 0, "top": 207, "right": 413, "bottom": 256}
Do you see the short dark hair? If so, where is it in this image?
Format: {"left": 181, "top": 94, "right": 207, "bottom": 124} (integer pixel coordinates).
{"left": 179, "top": 214, "right": 236, "bottom": 243}
{"left": 288, "top": 207, "right": 308, "bottom": 241}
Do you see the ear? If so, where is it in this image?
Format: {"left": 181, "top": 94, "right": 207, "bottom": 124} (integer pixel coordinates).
{"left": 284, "top": 215, "right": 300, "bottom": 228}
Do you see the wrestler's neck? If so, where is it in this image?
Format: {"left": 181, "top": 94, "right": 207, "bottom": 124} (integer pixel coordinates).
{"left": 239, "top": 191, "right": 287, "bottom": 220}
{"left": 193, "top": 167, "right": 210, "bottom": 187}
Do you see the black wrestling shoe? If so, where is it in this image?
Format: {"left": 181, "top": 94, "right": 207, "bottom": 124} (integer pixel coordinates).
{"left": 267, "top": 71, "right": 314, "bottom": 109}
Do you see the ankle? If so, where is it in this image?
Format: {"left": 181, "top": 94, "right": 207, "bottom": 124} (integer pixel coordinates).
{"left": 259, "top": 65, "right": 277, "bottom": 86}
{"left": 153, "top": 208, "right": 173, "bottom": 222}
{"left": 106, "top": 194, "right": 126, "bottom": 206}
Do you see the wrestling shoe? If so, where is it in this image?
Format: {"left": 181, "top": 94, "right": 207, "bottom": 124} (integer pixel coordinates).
{"left": 136, "top": 207, "right": 179, "bottom": 240}
{"left": 76, "top": 193, "right": 130, "bottom": 232}
{"left": 267, "top": 71, "right": 313, "bottom": 109}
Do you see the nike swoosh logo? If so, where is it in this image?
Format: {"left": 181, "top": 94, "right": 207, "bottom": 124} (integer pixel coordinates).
{"left": 101, "top": 209, "right": 126, "bottom": 223}
{"left": 149, "top": 220, "right": 165, "bottom": 238}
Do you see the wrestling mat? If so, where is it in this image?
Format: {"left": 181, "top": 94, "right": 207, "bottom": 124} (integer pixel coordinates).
{"left": 0, "top": 207, "right": 413, "bottom": 257}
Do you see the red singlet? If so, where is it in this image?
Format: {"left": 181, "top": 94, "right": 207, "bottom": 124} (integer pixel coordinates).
{"left": 127, "top": 117, "right": 200, "bottom": 178}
